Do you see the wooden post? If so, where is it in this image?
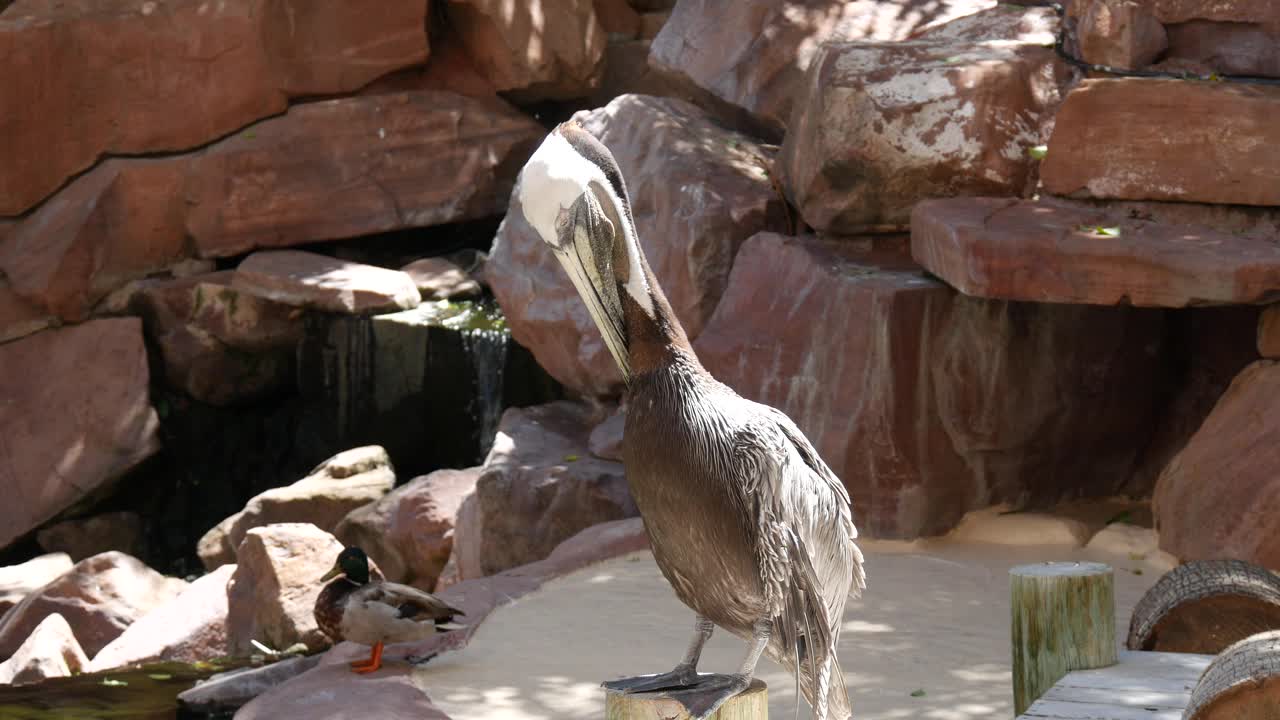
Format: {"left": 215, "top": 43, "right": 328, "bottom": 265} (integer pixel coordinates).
{"left": 1010, "top": 561, "right": 1116, "bottom": 716}
{"left": 605, "top": 680, "right": 768, "bottom": 720}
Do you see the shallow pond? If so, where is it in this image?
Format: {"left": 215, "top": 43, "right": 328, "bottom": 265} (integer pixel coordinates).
{"left": 0, "top": 660, "right": 247, "bottom": 720}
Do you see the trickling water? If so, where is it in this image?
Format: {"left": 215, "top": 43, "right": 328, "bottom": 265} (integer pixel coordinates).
{"left": 296, "top": 299, "right": 558, "bottom": 477}
{"left": 460, "top": 327, "right": 508, "bottom": 459}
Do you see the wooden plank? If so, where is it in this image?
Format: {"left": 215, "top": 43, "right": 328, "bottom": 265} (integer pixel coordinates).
{"left": 1051, "top": 673, "right": 1199, "bottom": 694}
{"left": 1040, "top": 684, "right": 1189, "bottom": 709}
{"left": 1015, "top": 651, "right": 1212, "bottom": 720}
{"left": 1021, "top": 699, "right": 1184, "bottom": 720}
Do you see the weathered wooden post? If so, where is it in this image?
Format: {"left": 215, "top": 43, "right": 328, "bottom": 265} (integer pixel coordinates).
{"left": 605, "top": 680, "right": 768, "bottom": 720}
{"left": 1010, "top": 561, "right": 1117, "bottom": 716}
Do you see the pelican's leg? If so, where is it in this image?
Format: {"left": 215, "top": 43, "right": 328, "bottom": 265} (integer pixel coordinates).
{"left": 657, "top": 619, "right": 770, "bottom": 720}
{"left": 601, "top": 615, "right": 714, "bottom": 693}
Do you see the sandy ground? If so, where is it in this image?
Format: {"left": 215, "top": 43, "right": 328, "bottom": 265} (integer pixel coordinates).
{"left": 418, "top": 515, "right": 1171, "bottom": 720}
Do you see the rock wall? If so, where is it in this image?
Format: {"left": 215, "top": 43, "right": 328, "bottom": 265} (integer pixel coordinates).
{"left": 2, "top": 0, "right": 1280, "bottom": 652}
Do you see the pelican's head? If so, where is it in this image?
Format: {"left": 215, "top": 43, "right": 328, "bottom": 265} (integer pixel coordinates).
{"left": 517, "top": 122, "right": 653, "bottom": 379}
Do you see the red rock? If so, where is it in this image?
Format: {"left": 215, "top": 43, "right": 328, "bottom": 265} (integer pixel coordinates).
{"left": 400, "top": 257, "right": 481, "bottom": 300}
{"left": 0, "top": 554, "right": 72, "bottom": 619}
{"left": 129, "top": 272, "right": 302, "bottom": 407}
{"left": 649, "top": 0, "right": 995, "bottom": 136}
{"left": 0, "top": 159, "right": 189, "bottom": 322}
{"left": 543, "top": 517, "right": 649, "bottom": 571}
{"left": 226, "top": 524, "right": 346, "bottom": 654}
{"left": 1066, "top": 0, "right": 1280, "bottom": 76}
{"left": 1042, "top": 79, "right": 1280, "bottom": 206}
{"left": 187, "top": 92, "right": 544, "bottom": 258}
{"left": 489, "top": 94, "right": 787, "bottom": 396}
{"left": 1260, "top": 306, "right": 1280, "bottom": 358}
{"left": 0, "top": 552, "right": 187, "bottom": 661}
{"left": 232, "top": 251, "right": 420, "bottom": 315}
{"left": 1130, "top": 307, "right": 1260, "bottom": 496}
{"left": 596, "top": 0, "right": 642, "bottom": 36}
{"left": 451, "top": 403, "right": 636, "bottom": 579}
{"left": 199, "top": 447, "right": 395, "bottom": 571}
{"left": 694, "top": 232, "right": 1165, "bottom": 537}
{"left": 588, "top": 38, "right": 695, "bottom": 108}
{"left": 37, "top": 511, "right": 143, "bottom": 562}
{"left": 588, "top": 404, "right": 625, "bottom": 461}
{"left": 0, "top": 614, "right": 88, "bottom": 686}
{"left": 1165, "top": 21, "right": 1280, "bottom": 78}
{"left": 89, "top": 564, "right": 236, "bottom": 671}
{"left": 0, "top": 0, "right": 429, "bottom": 216}
{"left": 779, "top": 6, "right": 1071, "bottom": 232}
{"left": 362, "top": 36, "right": 502, "bottom": 103}
{"left": 446, "top": 0, "right": 606, "bottom": 100}
{"left": 911, "top": 197, "right": 1280, "bottom": 307}
{"left": 0, "top": 278, "right": 54, "bottom": 345}
{"left": 0, "top": 319, "right": 159, "bottom": 550}
{"left": 1154, "top": 360, "right": 1280, "bottom": 568}
{"left": 334, "top": 468, "right": 481, "bottom": 591}
{"left": 1068, "top": 0, "right": 1168, "bottom": 68}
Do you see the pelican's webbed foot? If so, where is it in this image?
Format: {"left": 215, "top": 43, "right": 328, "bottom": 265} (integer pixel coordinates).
{"left": 601, "top": 663, "right": 698, "bottom": 693}
{"left": 655, "top": 673, "right": 751, "bottom": 720}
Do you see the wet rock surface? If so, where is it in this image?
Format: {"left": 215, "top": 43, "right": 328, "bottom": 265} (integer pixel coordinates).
{"left": 0, "top": 614, "right": 88, "bottom": 686}
{"left": 0, "top": 554, "right": 72, "bottom": 619}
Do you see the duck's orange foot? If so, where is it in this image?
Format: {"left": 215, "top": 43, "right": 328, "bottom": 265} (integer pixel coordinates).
{"left": 348, "top": 641, "right": 384, "bottom": 675}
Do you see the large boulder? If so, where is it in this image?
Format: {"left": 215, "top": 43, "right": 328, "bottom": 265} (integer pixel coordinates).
{"left": 489, "top": 94, "right": 788, "bottom": 396}
{"left": 451, "top": 402, "right": 637, "bottom": 579}
{"left": 1041, "top": 78, "right": 1280, "bottom": 206}
{"left": 1155, "top": 360, "right": 1280, "bottom": 568}
{"left": 693, "top": 233, "right": 1165, "bottom": 538}
{"left": 0, "top": 319, "right": 159, "bottom": 550}
{"left": 231, "top": 251, "right": 420, "bottom": 315}
{"left": 0, "top": 554, "right": 72, "bottom": 618}
{"left": 178, "top": 654, "right": 322, "bottom": 715}
{"left": 649, "top": 0, "right": 994, "bottom": 136}
{"left": 127, "top": 271, "right": 303, "bottom": 406}
{"left": 334, "top": 468, "right": 481, "bottom": 591}
{"left": 911, "top": 197, "right": 1280, "bottom": 306}
{"left": 0, "top": 552, "right": 187, "bottom": 661}
{"left": 198, "top": 447, "right": 395, "bottom": 571}
{"left": 1065, "top": 0, "right": 1280, "bottom": 77}
{"left": 444, "top": 0, "right": 606, "bottom": 100}
{"left": 89, "top": 564, "right": 236, "bottom": 671}
{"left": 0, "top": 92, "right": 544, "bottom": 322}
{"left": 225, "top": 524, "right": 346, "bottom": 654}
{"left": 0, "top": 614, "right": 88, "bottom": 686}
{"left": 232, "top": 660, "right": 449, "bottom": 720}
{"left": 0, "top": 0, "right": 429, "bottom": 215}
{"left": 778, "top": 5, "right": 1072, "bottom": 233}
{"left": 0, "top": 159, "right": 191, "bottom": 322}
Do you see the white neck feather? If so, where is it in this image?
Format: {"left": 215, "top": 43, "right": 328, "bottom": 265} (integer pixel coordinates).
{"left": 518, "top": 132, "right": 655, "bottom": 318}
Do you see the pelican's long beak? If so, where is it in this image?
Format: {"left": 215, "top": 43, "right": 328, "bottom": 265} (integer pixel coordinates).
{"left": 550, "top": 188, "right": 631, "bottom": 378}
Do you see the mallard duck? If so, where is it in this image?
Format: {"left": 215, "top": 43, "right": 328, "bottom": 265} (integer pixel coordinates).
{"left": 314, "top": 546, "right": 465, "bottom": 674}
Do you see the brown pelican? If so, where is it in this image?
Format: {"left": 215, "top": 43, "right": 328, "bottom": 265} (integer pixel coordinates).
{"left": 516, "top": 122, "right": 866, "bottom": 720}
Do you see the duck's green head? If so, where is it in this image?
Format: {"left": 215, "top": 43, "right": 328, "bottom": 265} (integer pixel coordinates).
{"left": 321, "top": 546, "right": 370, "bottom": 585}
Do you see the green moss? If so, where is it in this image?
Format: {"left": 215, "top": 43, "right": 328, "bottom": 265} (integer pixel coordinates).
{"left": 417, "top": 299, "right": 509, "bottom": 333}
